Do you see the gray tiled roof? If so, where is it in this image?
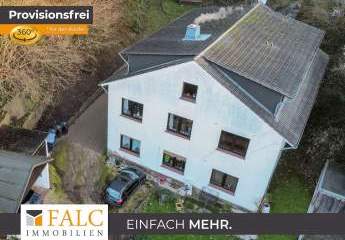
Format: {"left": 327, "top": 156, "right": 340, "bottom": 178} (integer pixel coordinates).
{"left": 321, "top": 161, "right": 345, "bottom": 197}
{"left": 0, "top": 151, "right": 49, "bottom": 213}
{"left": 197, "top": 49, "right": 329, "bottom": 147}
{"left": 202, "top": 4, "right": 325, "bottom": 97}
{"left": 101, "top": 58, "right": 192, "bottom": 85}
{"left": 122, "top": 6, "right": 251, "bottom": 56}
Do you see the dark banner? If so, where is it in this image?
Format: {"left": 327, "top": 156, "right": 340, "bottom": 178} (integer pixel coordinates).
{"left": 0, "top": 6, "right": 93, "bottom": 24}
{"left": 1, "top": 213, "right": 345, "bottom": 235}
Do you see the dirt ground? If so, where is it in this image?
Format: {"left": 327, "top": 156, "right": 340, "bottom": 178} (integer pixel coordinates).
{"left": 35, "top": 49, "right": 121, "bottom": 131}
{"left": 0, "top": 0, "right": 133, "bottom": 132}
{"left": 49, "top": 137, "right": 154, "bottom": 207}
{"left": 62, "top": 142, "right": 105, "bottom": 203}
{"left": 50, "top": 140, "right": 113, "bottom": 204}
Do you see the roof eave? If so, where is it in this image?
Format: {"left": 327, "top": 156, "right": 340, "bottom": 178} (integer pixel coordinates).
{"left": 15, "top": 157, "right": 51, "bottom": 213}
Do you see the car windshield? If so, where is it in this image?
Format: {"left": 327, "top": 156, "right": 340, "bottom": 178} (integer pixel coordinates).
{"left": 106, "top": 187, "right": 121, "bottom": 200}
{"left": 120, "top": 169, "right": 139, "bottom": 180}
{"left": 127, "top": 167, "right": 141, "bottom": 176}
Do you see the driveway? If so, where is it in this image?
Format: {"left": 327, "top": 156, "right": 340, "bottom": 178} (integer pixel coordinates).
{"left": 47, "top": 93, "right": 108, "bottom": 204}
{"left": 67, "top": 93, "right": 107, "bottom": 153}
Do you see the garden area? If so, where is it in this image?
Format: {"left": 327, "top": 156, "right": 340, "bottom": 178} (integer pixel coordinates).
{"left": 133, "top": 186, "right": 240, "bottom": 240}
{"left": 131, "top": 165, "right": 312, "bottom": 240}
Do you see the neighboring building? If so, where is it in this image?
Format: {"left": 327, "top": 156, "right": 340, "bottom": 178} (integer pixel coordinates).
{"left": 299, "top": 161, "right": 345, "bottom": 240}
{"left": 307, "top": 161, "right": 345, "bottom": 214}
{"left": 0, "top": 126, "right": 52, "bottom": 213}
{"left": 0, "top": 151, "right": 51, "bottom": 213}
{"left": 101, "top": 4, "right": 329, "bottom": 212}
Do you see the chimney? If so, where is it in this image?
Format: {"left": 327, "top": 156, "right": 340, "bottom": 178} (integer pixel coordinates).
{"left": 184, "top": 24, "right": 201, "bottom": 41}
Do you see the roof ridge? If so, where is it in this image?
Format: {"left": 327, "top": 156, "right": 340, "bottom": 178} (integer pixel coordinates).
{"left": 195, "top": 3, "right": 261, "bottom": 60}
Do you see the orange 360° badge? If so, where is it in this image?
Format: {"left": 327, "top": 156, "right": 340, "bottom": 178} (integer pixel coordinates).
{"left": 9, "top": 25, "right": 41, "bottom": 45}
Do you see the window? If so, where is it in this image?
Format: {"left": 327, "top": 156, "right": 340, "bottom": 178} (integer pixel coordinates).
{"left": 122, "top": 98, "right": 143, "bottom": 121}
{"left": 218, "top": 130, "right": 250, "bottom": 158}
{"left": 210, "top": 169, "right": 238, "bottom": 194}
{"left": 181, "top": 82, "right": 198, "bottom": 101}
{"left": 167, "top": 113, "right": 193, "bottom": 139}
{"left": 162, "top": 151, "right": 186, "bottom": 174}
{"left": 120, "top": 135, "right": 141, "bottom": 155}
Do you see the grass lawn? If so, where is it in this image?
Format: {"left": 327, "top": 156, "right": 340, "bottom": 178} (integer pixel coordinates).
{"left": 269, "top": 174, "right": 312, "bottom": 214}
{"left": 259, "top": 162, "right": 313, "bottom": 240}
{"left": 268, "top": 160, "right": 313, "bottom": 214}
{"left": 144, "top": 0, "right": 195, "bottom": 34}
{"left": 126, "top": 0, "right": 195, "bottom": 36}
{"left": 139, "top": 190, "right": 239, "bottom": 240}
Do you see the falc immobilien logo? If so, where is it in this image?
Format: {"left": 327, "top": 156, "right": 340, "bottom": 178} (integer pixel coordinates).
{"left": 21, "top": 204, "right": 108, "bottom": 240}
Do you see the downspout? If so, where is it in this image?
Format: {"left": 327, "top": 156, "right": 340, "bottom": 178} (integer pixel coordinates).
{"left": 101, "top": 85, "right": 108, "bottom": 94}
{"left": 281, "top": 145, "right": 295, "bottom": 150}
{"left": 101, "top": 50, "right": 129, "bottom": 94}
{"left": 45, "top": 139, "right": 50, "bottom": 157}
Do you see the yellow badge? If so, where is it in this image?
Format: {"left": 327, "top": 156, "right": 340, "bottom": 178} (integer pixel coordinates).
{"left": 9, "top": 25, "right": 41, "bottom": 45}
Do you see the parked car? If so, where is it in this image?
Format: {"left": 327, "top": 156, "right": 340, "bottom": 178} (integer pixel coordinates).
{"left": 46, "top": 128, "right": 57, "bottom": 152}
{"left": 23, "top": 190, "right": 43, "bottom": 204}
{"left": 104, "top": 167, "right": 146, "bottom": 206}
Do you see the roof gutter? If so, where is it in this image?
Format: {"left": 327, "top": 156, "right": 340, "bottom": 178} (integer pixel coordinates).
{"left": 281, "top": 145, "right": 296, "bottom": 150}
{"left": 99, "top": 50, "right": 130, "bottom": 91}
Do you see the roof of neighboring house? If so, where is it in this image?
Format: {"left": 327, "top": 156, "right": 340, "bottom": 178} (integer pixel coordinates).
{"left": 101, "top": 4, "right": 329, "bottom": 147}
{"left": 321, "top": 161, "right": 345, "bottom": 197}
{"left": 303, "top": 162, "right": 345, "bottom": 240}
{"left": 0, "top": 151, "right": 49, "bottom": 213}
{"left": 0, "top": 126, "right": 47, "bottom": 155}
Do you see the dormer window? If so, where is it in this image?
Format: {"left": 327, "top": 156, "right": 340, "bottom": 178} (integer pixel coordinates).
{"left": 181, "top": 82, "right": 198, "bottom": 102}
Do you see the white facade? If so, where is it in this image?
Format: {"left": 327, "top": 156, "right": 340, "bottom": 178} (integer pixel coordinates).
{"left": 33, "top": 164, "right": 50, "bottom": 189}
{"left": 105, "top": 61, "right": 285, "bottom": 212}
{"left": 258, "top": 0, "right": 267, "bottom": 4}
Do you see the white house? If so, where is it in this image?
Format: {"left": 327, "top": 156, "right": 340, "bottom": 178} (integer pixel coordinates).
{"left": 101, "top": 4, "right": 328, "bottom": 212}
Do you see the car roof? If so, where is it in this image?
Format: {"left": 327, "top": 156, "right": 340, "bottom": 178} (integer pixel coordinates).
{"left": 108, "top": 173, "right": 134, "bottom": 192}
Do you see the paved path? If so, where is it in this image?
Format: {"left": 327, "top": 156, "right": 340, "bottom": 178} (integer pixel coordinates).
{"left": 67, "top": 93, "right": 107, "bottom": 154}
